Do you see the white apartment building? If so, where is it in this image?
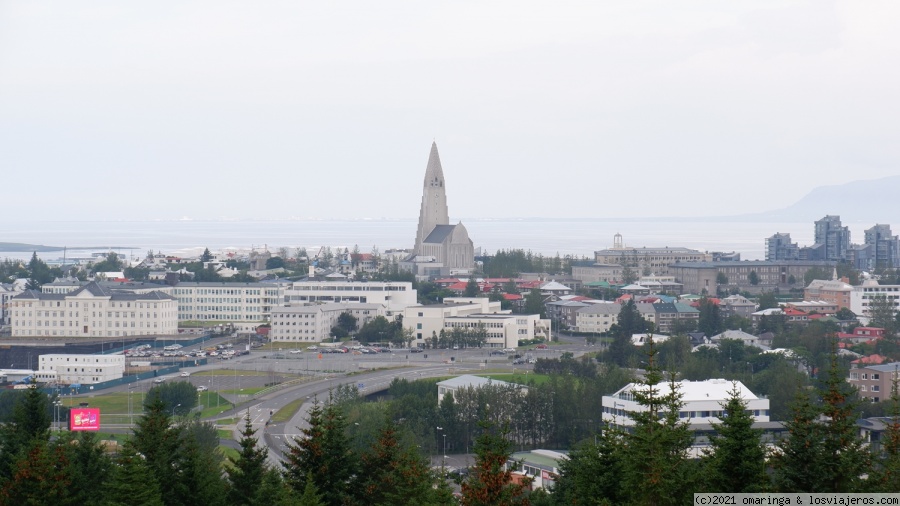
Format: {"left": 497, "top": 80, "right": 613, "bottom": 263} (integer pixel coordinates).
{"left": 602, "top": 379, "right": 770, "bottom": 428}
{"left": 851, "top": 280, "right": 900, "bottom": 319}
{"left": 284, "top": 280, "right": 417, "bottom": 315}
{"left": 10, "top": 282, "right": 178, "bottom": 338}
{"left": 1, "top": 283, "right": 24, "bottom": 326}
{"left": 270, "top": 303, "right": 384, "bottom": 343}
{"left": 171, "top": 282, "right": 285, "bottom": 330}
{"left": 574, "top": 302, "right": 621, "bottom": 334}
{"left": 404, "top": 297, "right": 549, "bottom": 348}
{"left": 37, "top": 354, "right": 125, "bottom": 384}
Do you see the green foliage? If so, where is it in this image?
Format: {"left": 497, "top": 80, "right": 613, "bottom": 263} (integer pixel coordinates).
{"left": 701, "top": 382, "right": 768, "bottom": 492}
{"left": 748, "top": 270, "right": 759, "bottom": 285}
{"left": 336, "top": 312, "right": 358, "bottom": 334}
{"left": 461, "top": 419, "right": 529, "bottom": 506}
{"left": 0, "top": 383, "right": 52, "bottom": 481}
{"left": 607, "top": 299, "right": 649, "bottom": 366}
{"left": 697, "top": 297, "right": 724, "bottom": 337}
{"left": 283, "top": 398, "right": 359, "bottom": 506}
{"left": 105, "top": 444, "right": 166, "bottom": 506}
{"left": 266, "top": 257, "right": 285, "bottom": 270}
{"left": 621, "top": 338, "right": 695, "bottom": 506}
{"left": 145, "top": 381, "right": 199, "bottom": 416}
{"left": 358, "top": 416, "right": 438, "bottom": 506}
{"left": 91, "top": 251, "right": 124, "bottom": 273}
{"left": 523, "top": 288, "right": 545, "bottom": 317}
{"left": 867, "top": 294, "right": 897, "bottom": 336}
{"left": 756, "top": 291, "right": 779, "bottom": 311}
{"left": 553, "top": 425, "right": 626, "bottom": 504}
{"left": 464, "top": 277, "right": 480, "bottom": 297}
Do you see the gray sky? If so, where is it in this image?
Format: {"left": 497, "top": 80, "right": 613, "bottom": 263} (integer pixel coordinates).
{"left": 1, "top": 1, "right": 898, "bottom": 221}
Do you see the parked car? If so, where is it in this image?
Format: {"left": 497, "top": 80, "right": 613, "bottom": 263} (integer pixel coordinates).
{"left": 196, "top": 385, "right": 208, "bottom": 392}
{"left": 489, "top": 350, "right": 505, "bottom": 356}
{"left": 180, "top": 371, "right": 190, "bottom": 377}
{"left": 536, "top": 344, "right": 548, "bottom": 349}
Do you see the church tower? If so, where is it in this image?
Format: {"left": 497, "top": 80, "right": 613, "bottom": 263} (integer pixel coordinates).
{"left": 414, "top": 142, "right": 450, "bottom": 253}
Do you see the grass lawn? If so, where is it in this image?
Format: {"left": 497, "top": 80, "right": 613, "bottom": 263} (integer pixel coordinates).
{"left": 219, "top": 387, "right": 267, "bottom": 395}
{"left": 217, "top": 429, "right": 233, "bottom": 440}
{"left": 198, "top": 394, "right": 233, "bottom": 418}
{"left": 68, "top": 392, "right": 131, "bottom": 413}
{"left": 271, "top": 398, "right": 305, "bottom": 424}
{"left": 220, "top": 446, "right": 239, "bottom": 468}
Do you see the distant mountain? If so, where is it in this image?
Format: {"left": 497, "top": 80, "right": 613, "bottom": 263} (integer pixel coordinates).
{"left": 749, "top": 175, "right": 900, "bottom": 224}
{"left": 0, "top": 243, "right": 63, "bottom": 252}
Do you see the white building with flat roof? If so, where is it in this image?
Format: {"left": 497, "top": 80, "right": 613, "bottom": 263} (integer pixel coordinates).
{"left": 602, "top": 379, "right": 769, "bottom": 428}
{"left": 269, "top": 303, "right": 384, "bottom": 343}
{"left": 404, "top": 297, "right": 549, "bottom": 348}
{"left": 37, "top": 354, "right": 125, "bottom": 384}
{"left": 284, "top": 280, "right": 417, "bottom": 315}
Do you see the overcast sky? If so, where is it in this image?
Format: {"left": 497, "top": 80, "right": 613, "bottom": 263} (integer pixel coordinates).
{"left": 1, "top": 1, "right": 898, "bottom": 222}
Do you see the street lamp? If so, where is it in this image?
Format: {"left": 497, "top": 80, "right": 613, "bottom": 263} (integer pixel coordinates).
{"left": 436, "top": 426, "right": 443, "bottom": 457}
{"left": 172, "top": 403, "right": 181, "bottom": 418}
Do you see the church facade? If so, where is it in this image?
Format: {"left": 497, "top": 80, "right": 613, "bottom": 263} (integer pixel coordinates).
{"left": 402, "top": 142, "right": 475, "bottom": 279}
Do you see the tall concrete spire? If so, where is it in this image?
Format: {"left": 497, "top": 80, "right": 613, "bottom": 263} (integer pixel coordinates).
{"left": 414, "top": 142, "right": 450, "bottom": 253}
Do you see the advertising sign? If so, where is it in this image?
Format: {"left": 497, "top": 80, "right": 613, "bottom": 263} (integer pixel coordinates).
{"left": 69, "top": 408, "right": 100, "bottom": 431}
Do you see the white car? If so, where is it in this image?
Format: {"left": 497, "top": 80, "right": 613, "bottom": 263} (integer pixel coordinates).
{"left": 180, "top": 371, "right": 190, "bottom": 377}
{"left": 196, "top": 386, "right": 208, "bottom": 392}
{"left": 290, "top": 349, "right": 302, "bottom": 354}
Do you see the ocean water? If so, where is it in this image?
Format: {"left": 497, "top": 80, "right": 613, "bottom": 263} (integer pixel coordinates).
{"left": 0, "top": 218, "right": 852, "bottom": 263}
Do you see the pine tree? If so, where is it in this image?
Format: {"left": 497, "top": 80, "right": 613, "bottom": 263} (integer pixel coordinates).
{"left": 130, "top": 396, "right": 183, "bottom": 505}
{"left": 227, "top": 411, "right": 270, "bottom": 506}
{"left": 621, "top": 336, "right": 695, "bottom": 506}
{"left": 62, "top": 431, "right": 114, "bottom": 502}
{"left": 461, "top": 419, "right": 530, "bottom": 506}
{"left": 0, "top": 439, "right": 73, "bottom": 505}
{"left": 282, "top": 398, "right": 359, "bottom": 506}
{"left": 105, "top": 444, "right": 165, "bottom": 506}
{"left": 772, "top": 386, "right": 825, "bottom": 492}
{"left": 553, "top": 424, "right": 626, "bottom": 505}
{"left": 818, "top": 344, "right": 870, "bottom": 492}
{"left": 358, "top": 417, "right": 437, "bottom": 506}
{"left": 171, "top": 431, "right": 226, "bottom": 506}
{"left": 702, "top": 382, "right": 768, "bottom": 492}
{"left": 0, "top": 382, "right": 52, "bottom": 481}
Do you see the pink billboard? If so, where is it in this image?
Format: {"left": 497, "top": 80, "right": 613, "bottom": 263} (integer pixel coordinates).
{"left": 69, "top": 408, "right": 100, "bottom": 431}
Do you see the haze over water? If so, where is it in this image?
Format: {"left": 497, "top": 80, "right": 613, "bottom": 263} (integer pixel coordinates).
{"left": 2, "top": 218, "right": 873, "bottom": 264}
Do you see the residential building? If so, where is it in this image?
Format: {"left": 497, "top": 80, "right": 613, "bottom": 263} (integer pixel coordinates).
{"left": 602, "top": 379, "right": 770, "bottom": 428}
{"left": 710, "top": 330, "right": 767, "bottom": 349}
{"left": 402, "top": 142, "right": 475, "bottom": 279}
{"left": 284, "top": 280, "right": 417, "bottom": 315}
{"left": 848, "top": 362, "right": 900, "bottom": 402}
{"left": 720, "top": 294, "right": 757, "bottom": 319}
{"left": 0, "top": 283, "right": 24, "bottom": 327}
{"left": 574, "top": 303, "right": 621, "bottom": 334}
{"left": 804, "top": 279, "right": 854, "bottom": 310}
{"left": 593, "top": 233, "right": 711, "bottom": 276}
{"left": 171, "top": 282, "right": 284, "bottom": 330}
{"left": 507, "top": 450, "right": 566, "bottom": 491}
{"left": 864, "top": 224, "right": 900, "bottom": 270}
{"left": 36, "top": 354, "right": 125, "bottom": 384}
{"left": 785, "top": 300, "right": 838, "bottom": 315}
{"left": 765, "top": 233, "right": 800, "bottom": 261}
{"left": 811, "top": 215, "right": 851, "bottom": 262}
{"left": 10, "top": 282, "right": 177, "bottom": 338}
{"left": 645, "top": 302, "right": 700, "bottom": 334}
{"left": 269, "top": 303, "right": 384, "bottom": 343}
{"left": 670, "top": 261, "right": 834, "bottom": 295}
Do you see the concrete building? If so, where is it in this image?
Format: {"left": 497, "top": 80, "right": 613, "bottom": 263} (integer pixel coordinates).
{"left": 602, "top": 379, "right": 770, "bottom": 428}
{"left": 811, "top": 215, "right": 851, "bottom": 262}
{"left": 864, "top": 224, "right": 900, "bottom": 271}
{"left": 269, "top": 303, "right": 384, "bottom": 343}
{"left": 0, "top": 283, "right": 24, "bottom": 327}
{"left": 10, "top": 282, "right": 177, "bottom": 338}
{"left": 571, "top": 263, "right": 623, "bottom": 284}
{"left": 403, "top": 143, "right": 475, "bottom": 279}
{"left": 804, "top": 279, "right": 854, "bottom": 310}
{"left": 403, "top": 297, "right": 549, "bottom": 348}
{"left": 848, "top": 362, "right": 900, "bottom": 403}
{"left": 284, "top": 280, "right": 417, "bottom": 316}
{"left": 36, "top": 354, "right": 125, "bottom": 385}
{"left": 670, "top": 261, "right": 834, "bottom": 295}
{"left": 765, "top": 233, "right": 800, "bottom": 261}
{"left": 594, "top": 233, "right": 711, "bottom": 276}
{"left": 851, "top": 280, "right": 900, "bottom": 320}
{"left": 720, "top": 294, "right": 757, "bottom": 319}
{"left": 574, "top": 302, "right": 621, "bottom": 334}
{"left": 171, "top": 282, "right": 284, "bottom": 330}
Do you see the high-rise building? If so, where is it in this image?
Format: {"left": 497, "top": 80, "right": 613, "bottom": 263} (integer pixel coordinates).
{"left": 402, "top": 142, "right": 475, "bottom": 279}
{"left": 812, "top": 215, "right": 851, "bottom": 262}
{"left": 765, "top": 232, "right": 799, "bottom": 261}
{"left": 864, "top": 224, "right": 900, "bottom": 270}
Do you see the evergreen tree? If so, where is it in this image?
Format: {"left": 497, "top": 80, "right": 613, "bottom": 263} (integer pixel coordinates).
{"left": 228, "top": 411, "right": 270, "bottom": 506}
{"left": 621, "top": 337, "right": 695, "bottom": 506}
{"left": 818, "top": 345, "right": 870, "bottom": 492}
{"left": 63, "top": 431, "right": 114, "bottom": 503}
{"left": 607, "top": 299, "right": 648, "bottom": 367}
{"left": 296, "top": 473, "right": 324, "bottom": 506}
{"left": 461, "top": 419, "right": 530, "bottom": 506}
{"left": 171, "top": 431, "right": 226, "bottom": 506}
{"left": 358, "top": 417, "right": 437, "bottom": 506}
{"left": 255, "top": 468, "right": 301, "bottom": 506}
{"left": 283, "top": 398, "right": 358, "bottom": 506}
{"left": 131, "top": 396, "right": 183, "bottom": 505}
{"left": 0, "top": 382, "right": 52, "bottom": 481}
{"left": 464, "top": 278, "right": 480, "bottom": 297}
{"left": 701, "top": 382, "right": 768, "bottom": 492}
{"left": 0, "top": 439, "right": 73, "bottom": 505}
{"left": 105, "top": 444, "right": 165, "bottom": 506}
{"left": 772, "top": 386, "right": 825, "bottom": 492}
{"left": 697, "top": 297, "right": 724, "bottom": 337}
{"left": 553, "top": 424, "right": 626, "bottom": 504}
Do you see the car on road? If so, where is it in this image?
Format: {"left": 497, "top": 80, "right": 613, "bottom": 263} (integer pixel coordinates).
{"left": 196, "top": 385, "right": 208, "bottom": 392}
{"left": 289, "top": 349, "right": 302, "bottom": 354}
{"left": 536, "top": 344, "right": 548, "bottom": 349}
{"left": 409, "top": 348, "right": 424, "bottom": 353}
{"left": 153, "top": 378, "right": 166, "bottom": 384}
{"left": 489, "top": 350, "right": 505, "bottom": 356}
{"left": 180, "top": 371, "right": 190, "bottom": 377}
{"left": 512, "top": 358, "right": 525, "bottom": 365}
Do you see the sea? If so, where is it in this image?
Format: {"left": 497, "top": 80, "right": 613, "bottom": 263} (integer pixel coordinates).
{"left": 0, "top": 218, "right": 874, "bottom": 264}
